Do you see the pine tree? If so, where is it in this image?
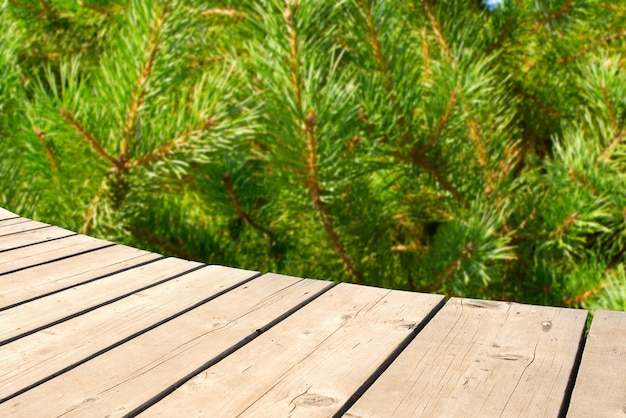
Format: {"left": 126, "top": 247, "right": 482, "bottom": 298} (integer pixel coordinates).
{"left": 2, "top": 0, "right": 626, "bottom": 311}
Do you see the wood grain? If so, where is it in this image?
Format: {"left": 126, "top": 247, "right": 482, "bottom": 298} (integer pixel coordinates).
{"left": 345, "top": 298, "right": 587, "bottom": 418}
{"left": 0, "top": 208, "right": 18, "bottom": 221}
{"left": 0, "top": 227, "right": 75, "bottom": 251}
{"left": 567, "top": 310, "right": 626, "bottom": 417}
{"left": 0, "top": 220, "right": 50, "bottom": 237}
{"left": 0, "top": 244, "right": 160, "bottom": 309}
{"left": 0, "top": 274, "right": 332, "bottom": 417}
{"left": 0, "top": 257, "right": 201, "bottom": 343}
{"left": 140, "top": 283, "right": 444, "bottom": 418}
{"left": 0, "top": 265, "right": 258, "bottom": 401}
{"left": 0, "top": 234, "right": 112, "bottom": 275}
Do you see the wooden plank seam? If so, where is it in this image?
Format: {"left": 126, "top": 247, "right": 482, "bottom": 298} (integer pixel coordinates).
{"left": 0, "top": 253, "right": 164, "bottom": 312}
{"left": 0, "top": 269, "right": 263, "bottom": 404}
{"left": 331, "top": 296, "right": 448, "bottom": 418}
{"left": 0, "top": 242, "right": 117, "bottom": 276}
{"left": 0, "top": 229, "right": 76, "bottom": 253}
{"left": 125, "top": 280, "right": 337, "bottom": 417}
{"left": 0, "top": 261, "right": 207, "bottom": 346}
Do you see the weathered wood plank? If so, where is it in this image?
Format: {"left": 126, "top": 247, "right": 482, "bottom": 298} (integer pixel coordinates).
{"left": 567, "top": 310, "right": 626, "bottom": 417}
{"left": 0, "top": 220, "right": 50, "bottom": 237}
{"left": 0, "top": 265, "right": 258, "bottom": 401}
{"left": 346, "top": 298, "right": 587, "bottom": 418}
{"left": 0, "top": 257, "right": 201, "bottom": 343}
{"left": 0, "top": 245, "right": 161, "bottom": 309}
{"left": 0, "top": 218, "right": 31, "bottom": 228}
{"left": 0, "top": 226, "right": 74, "bottom": 251}
{"left": 0, "top": 208, "right": 18, "bottom": 221}
{"left": 0, "top": 234, "right": 112, "bottom": 275}
{"left": 0, "top": 274, "right": 332, "bottom": 417}
{"left": 140, "top": 283, "right": 445, "bottom": 417}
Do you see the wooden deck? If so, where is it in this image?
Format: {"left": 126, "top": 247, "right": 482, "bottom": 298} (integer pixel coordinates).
{"left": 0, "top": 206, "right": 624, "bottom": 417}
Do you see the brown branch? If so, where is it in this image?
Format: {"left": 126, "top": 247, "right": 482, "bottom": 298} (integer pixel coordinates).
{"left": 551, "top": 212, "right": 578, "bottom": 240}
{"left": 200, "top": 8, "right": 244, "bottom": 18}
{"left": 359, "top": 0, "right": 393, "bottom": 93}
{"left": 405, "top": 150, "right": 467, "bottom": 207}
{"left": 285, "top": 0, "right": 302, "bottom": 107}
{"left": 132, "top": 116, "right": 216, "bottom": 169}
{"left": 60, "top": 108, "right": 118, "bottom": 166}
{"left": 122, "top": 3, "right": 170, "bottom": 163}
{"left": 517, "top": 90, "right": 562, "bottom": 118}
{"left": 415, "top": 84, "right": 460, "bottom": 159}
{"left": 222, "top": 171, "right": 274, "bottom": 240}
{"left": 422, "top": 0, "right": 454, "bottom": 67}
{"left": 599, "top": 129, "right": 626, "bottom": 162}
{"left": 303, "top": 110, "right": 363, "bottom": 284}
{"left": 126, "top": 225, "right": 196, "bottom": 260}
{"left": 560, "top": 29, "right": 626, "bottom": 65}
{"left": 531, "top": 0, "right": 572, "bottom": 30}
{"left": 33, "top": 127, "right": 58, "bottom": 171}
{"left": 602, "top": 80, "right": 618, "bottom": 133}
{"left": 421, "top": 27, "right": 431, "bottom": 82}
{"left": 82, "top": 177, "right": 108, "bottom": 235}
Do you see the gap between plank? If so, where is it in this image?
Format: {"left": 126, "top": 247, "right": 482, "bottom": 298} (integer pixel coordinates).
{"left": 557, "top": 321, "right": 588, "bottom": 418}
{"left": 0, "top": 242, "right": 116, "bottom": 278}
{"left": 0, "top": 262, "right": 206, "bottom": 346}
{"left": 0, "top": 253, "right": 164, "bottom": 312}
{"left": 0, "top": 269, "right": 262, "bottom": 404}
{"left": 123, "top": 279, "right": 337, "bottom": 418}
{"left": 0, "top": 225, "right": 53, "bottom": 238}
{"left": 331, "top": 296, "right": 448, "bottom": 418}
{"left": 0, "top": 230, "right": 76, "bottom": 253}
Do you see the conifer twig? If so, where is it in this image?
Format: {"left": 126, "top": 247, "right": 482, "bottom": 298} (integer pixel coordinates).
{"left": 60, "top": 108, "right": 118, "bottom": 166}
{"left": 421, "top": 0, "right": 454, "bottom": 67}
{"left": 221, "top": 171, "right": 275, "bottom": 240}
{"left": 82, "top": 177, "right": 108, "bottom": 235}
{"left": 200, "top": 8, "right": 244, "bottom": 18}
{"left": 359, "top": 0, "right": 392, "bottom": 92}
{"left": 122, "top": 2, "right": 170, "bottom": 163}
{"left": 33, "top": 127, "right": 58, "bottom": 171}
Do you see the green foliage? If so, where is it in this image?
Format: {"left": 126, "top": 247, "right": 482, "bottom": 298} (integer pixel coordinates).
{"left": 2, "top": 0, "right": 626, "bottom": 310}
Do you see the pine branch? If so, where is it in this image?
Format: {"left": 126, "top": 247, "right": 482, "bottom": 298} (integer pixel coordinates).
{"left": 414, "top": 84, "right": 460, "bottom": 158}
{"left": 200, "top": 8, "right": 245, "bottom": 18}
{"left": 33, "top": 127, "right": 58, "bottom": 171}
{"left": 221, "top": 171, "right": 274, "bottom": 240}
{"left": 421, "top": 0, "right": 454, "bottom": 67}
{"left": 358, "top": 0, "right": 392, "bottom": 92}
{"left": 602, "top": 80, "right": 618, "bottom": 133}
{"left": 122, "top": 2, "right": 170, "bottom": 163}
{"left": 60, "top": 108, "right": 118, "bottom": 166}
{"left": 82, "top": 177, "right": 108, "bottom": 234}
{"left": 283, "top": 1, "right": 363, "bottom": 283}
{"left": 303, "top": 110, "right": 363, "bottom": 284}
{"left": 560, "top": 29, "right": 626, "bottom": 65}
{"left": 132, "top": 116, "right": 216, "bottom": 169}
{"left": 598, "top": 129, "right": 625, "bottom": 162}
{"left": 126, "top": 225, "right": 196, "bottom": 260}
{"left": 531, "top": 0, "right": 572, "bottom": 31}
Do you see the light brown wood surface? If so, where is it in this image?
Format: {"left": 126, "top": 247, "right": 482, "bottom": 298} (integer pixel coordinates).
{"left": 567, "top": 310, "right": 626, "bottom": 417}
{"left": 0, "top": 244, "right": 161, "bottom": 308}
{"left": 0, "top": 209, "right": 18, "bottom": 220}
{"left": 0, "top": 265, "right": 258, "bottom": 401}
{"left": 0, "top": 234, "right": 112, "bottom": 275}
{"left": 141, "top": 283, "right": 445, "bottom": 418}
{"left": 0, "top": 226, "right": 75, "bottom": 251}
{"left": 345, "top": 298, "right": 587, "bottom": 418}
{"left": 0, "top": 257, "right": 201, "bottom": 342}
{"left": 0, "top": 220, "right": 50, "bottom": 236}
{"left": 0, "top": 274, "right": 332, "bottom": 417}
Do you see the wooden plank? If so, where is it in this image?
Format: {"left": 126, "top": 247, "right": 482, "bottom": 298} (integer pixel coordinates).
{"left": 567, "top": 310, "right": 626, "bottom": 417}
{"left": 0, "top": 218, "right": 31, "bottom": 228}
{"left": 140, "top": 283, "right": 445, "bottom": 417}
{"left": 0, "top": 234, "right": 112, "bottom": 275}
{"left": 0, "top": 226, "right": 74, "bottom": 251}
{"left": 0, "top": 245, "right": 161, "bottom": 309}
{"left": 0, "top": 274, "right": 332, "bottom": 417}
{"left": 0, "top": 257, "right": 201, "bottom": 343}
{"left": 0, "top": 208, "right": 18, "bottom": 221}
{"left": 0, "top": 265, "right": 258, "bottom": 401}
{"left": 0, "top": 220, "right": 50, "bottom": 237}
{"left": 345, "top": 298, "right": 587, "bottom": 418}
